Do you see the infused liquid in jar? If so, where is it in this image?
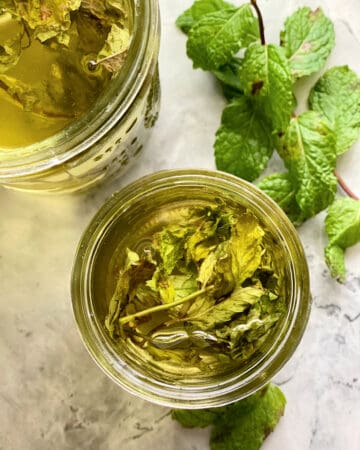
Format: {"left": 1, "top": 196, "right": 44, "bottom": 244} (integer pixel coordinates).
{"left": 72, "top": 170, "right": 311, "bottom": 408}
{"left": 0, "top": 0, "right": 160, "bottom": 193}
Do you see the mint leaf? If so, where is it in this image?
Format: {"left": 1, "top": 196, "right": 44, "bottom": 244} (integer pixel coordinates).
{"left": 240, "top": 43, "right": 293, "bottom": 132}
{"left": 0, "top": 13, "right": 23, "bottom": 73}
{"left": 214, "top": 96, "right": 274, "bottom": 181}
{"left": 280, "top": 7, "right": 335, "bottom": 80}
{"left": 15, "top": 0, "right": 81, "bottom": 46}
{"left": 96, "top": 24, "right": 130, "bottom": 72}
{"left": 189, "top": 286, "right": 264, "bottom": 329}
{"left": 171, "top": 408, "right": 221, "bottom": 428}
{"left": 172, "top": 384, "right": 286, "bottom": 450}
{"left": 176, "top": 0, "right": 234, "bottom": 34}
{"left": 210, "top": 384, "right": 286, "bottom": 450}
{"left": 325, "top": 198, "right": 360, "bottom": 282}
{"left": 213, "top": 57, "right": 243, "bottom": 95}
{"left": 187, "top": 5, "right": 259, "bottom": 71}
{"left": 309, "top": 66, "right": 360, "bottom": 155}
{"left": 258, "top": 173, "right": 304, "bottom": 225}
{"left": 278, "top": 111, "right": 337, "bottom": 218}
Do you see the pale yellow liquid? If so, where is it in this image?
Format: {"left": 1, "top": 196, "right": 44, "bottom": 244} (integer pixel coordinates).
{"left": 0, "top": 5, "right": 131, "bottom": 148}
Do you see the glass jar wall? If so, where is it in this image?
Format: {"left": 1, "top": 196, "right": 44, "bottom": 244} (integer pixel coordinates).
{"left": 71, "top": 170, "right": 311, "bottom": 408}
{"left": 0, "top": 0, "right": 160, "bottom": 194}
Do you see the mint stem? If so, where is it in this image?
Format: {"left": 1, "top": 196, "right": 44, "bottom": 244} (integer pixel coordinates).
{"left": 119, "top": 286, "right": 214, "bottom": 325}
{"left": 251, "top": 0, "right": 266, "bottom": 45}
{"left": 335, "top": 171, "right": 359, "bottom": 200}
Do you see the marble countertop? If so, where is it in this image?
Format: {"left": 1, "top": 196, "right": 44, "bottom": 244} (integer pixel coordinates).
{"left": 1, "top": 1, "right": 360, "bottom": 449}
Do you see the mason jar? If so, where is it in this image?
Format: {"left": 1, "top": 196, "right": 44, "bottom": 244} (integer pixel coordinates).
{"left": 0, "top": 0, "right": 160, "bottom": 194}
{"left": 71, "top": 170, "right": 311, "bottom": 408}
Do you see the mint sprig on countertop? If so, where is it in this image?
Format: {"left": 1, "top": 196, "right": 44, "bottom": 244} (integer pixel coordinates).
{"left": 177, "top": 0, "right": 360, "bottom": 282}
{"left": 172, "top": 383, "right": 286, "bottom": 450}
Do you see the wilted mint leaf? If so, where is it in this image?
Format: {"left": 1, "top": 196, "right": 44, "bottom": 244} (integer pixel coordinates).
{"left": 309, "top": 66, "right": 360, "bottom": 155}
{"left": 0, "top": 72, "right": 77, "bottom": 118}
{"left": 214, "top": 96, "right": 274, "bottom": 181}
{"left": 172, "top": 384, "right": 286, "bottom": 450}
{"left": 229, "top": 212, "right": 265, "bottom": 285}
{"left": 258, "top": 173, "right": 304, "bottom": 226}
{"left": 176, "top": 0, "right": 234, "bottom": 34}
{"left": 15, "top": 0, "right": 81, "bottom": 46}
{"left": 280, "top": 7, "right": 335, "bottom": 80}
{"left": 187, "top": 5, "right": 259, "bottom": 71}
{"left": 325, "top": 198, "right": 360, "bottom": 282}
{"left": 240, "top": 43, "right": 293, "bottom": 132}
{"left": 189, "top": 287, "right": 264, "bottom": 329}
{"left": 0, "top": 13, "right": 23, "bottom": 73}
{"left": 97, "top": 24, "right": 130, "bottom": 72}
{"left": 80, "top": 0, "right": 128, "bottom": 26}
{"left": 278, "top": 111, "right": 337, "bottom": 218}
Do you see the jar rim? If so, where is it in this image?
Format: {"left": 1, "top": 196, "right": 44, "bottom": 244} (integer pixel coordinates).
{"left": 71, "top": 169, "right": 311, "bottom": 408}
{"left": 0, "top": 0, "right": 160, "bottom": 178}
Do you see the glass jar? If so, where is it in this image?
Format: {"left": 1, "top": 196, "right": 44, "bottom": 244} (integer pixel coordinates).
{"left": 0, "top": 1, "right": 160, "bottom": 194}
{"left": 71, "top": 170, "right": 311, "bottom": 408}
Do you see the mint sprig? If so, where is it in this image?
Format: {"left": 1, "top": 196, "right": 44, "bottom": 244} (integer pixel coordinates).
{"left": 177, "top": 0, "right": 360, "bottom": 282}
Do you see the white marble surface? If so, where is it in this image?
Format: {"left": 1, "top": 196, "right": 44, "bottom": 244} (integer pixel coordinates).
{"left": 1, "top": 1, "right": 360, "bottom": 449}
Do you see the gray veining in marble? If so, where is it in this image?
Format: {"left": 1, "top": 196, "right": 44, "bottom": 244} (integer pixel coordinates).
{"left": 1, "top": 1, "right": 360, "bottom": 449}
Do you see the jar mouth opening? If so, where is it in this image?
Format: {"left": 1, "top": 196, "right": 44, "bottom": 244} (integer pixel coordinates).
{"left": 71, "top": 170, "right": 311, "bottom": 408}
{"left": 0, "top": 0, "right": 159, "bottom": 178}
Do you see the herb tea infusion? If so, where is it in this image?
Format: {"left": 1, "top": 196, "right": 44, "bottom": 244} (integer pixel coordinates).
{"left": 72, "top": 170, "right": 310, "bottom": 406}
{"left": 105, "top": 203, "right": 287, "bottom": 379}
{"left": 0, "top": 1, "right": 132, "bottom": 148}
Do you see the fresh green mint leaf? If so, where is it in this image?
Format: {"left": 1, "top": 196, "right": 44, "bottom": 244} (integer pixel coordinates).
{"left": 240, "top": 43, "right": 293, "bottom": 132}
{"left": 213, "top": 57, "right": 243, "bottom": 95}
{"left": 176, "top": 0, "right": 234, "bottom": 34}
{"left": 187, "top": 5, "right": 259, "bottom": 71}
{"left": 214, "top": 96, "right": 274, "bottom": 181}
{"left": 278, "top": 111, "right": 337, "bottom": 218}
{"left": 325, "top": 198, "right": 360, "bottom": 282}
{"left": 210, "top": 384, "right": 286, "bottom": 450}
{"left": 280, "top": 7, "right": 335, "bottom": 80}
{"left": 258, "top": 173, "right": 304, "bottom": 226}
{"left": 309, "top": 66, "right": 360, "bottom": 155}
{"left": 172, "top": 408, "right": 220, "bottom": 428}
{"left": 173, "top": 384, "right": 286, "bottom": 450}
